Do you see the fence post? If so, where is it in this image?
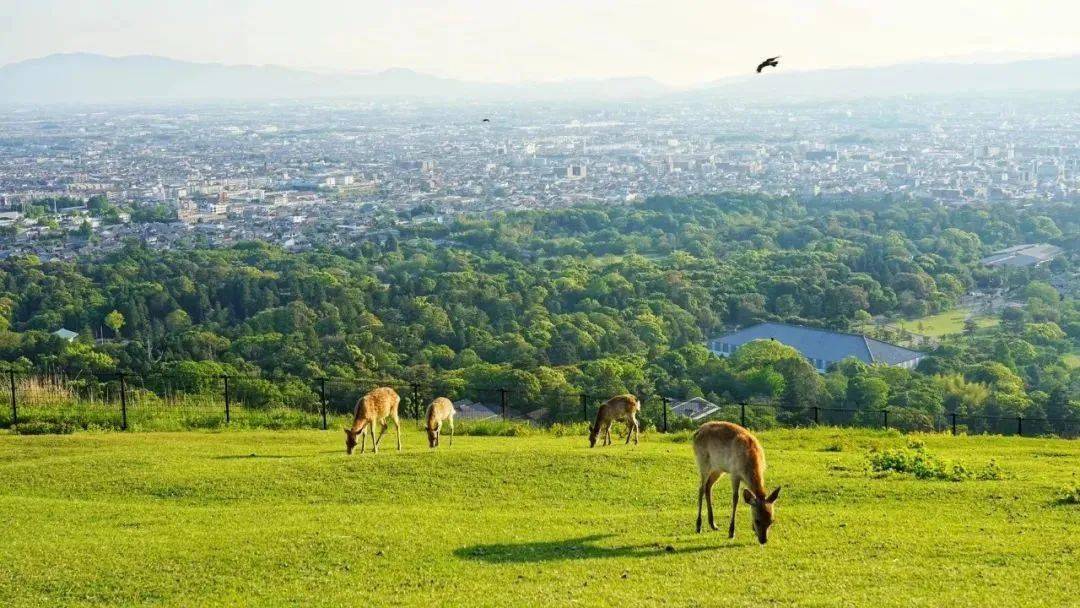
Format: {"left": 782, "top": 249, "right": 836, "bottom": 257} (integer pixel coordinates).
{"left": 740, "top": 402, "right": 747, "bottom": 428}
{"left": 118, "top": 373, "right": 128, "bottom": 431}
{"left": 499, "top": 388, "right": 508, "bottom": 421}
{"left": 318, "top": 378, "right": 328, "bottom": 431}
{"left": 580, "top": 393, "right": 588, "bottom": 422}
{"left": 222, "top": 375, "right": 231, "bottom": 423}
{"left": 950, "top": 412, "right": 957, "bottom": 436}
{"left": 882, "top": 409, "right": 889, "bottom": 429}
{"left": 411, "top": 383, "right": 421, "bottom": 420}
{"left": 8, "top": 369, "right": 16, "bottom": 426}
{"left": 1017, "top": 416, "right": 1023, "bottom": 437}
{"left": 661, "top": 396, "right": 669, "bottom": 433}
{"left": 813, "top": 405, "right": 819, "bottom": 425}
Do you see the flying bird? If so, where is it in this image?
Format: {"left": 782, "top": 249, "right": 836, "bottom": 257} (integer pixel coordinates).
{"left": 481, "top": 118, "right": 491, "bottom": 123}
{"left": 756, "top": 56, "right": 780, "bottom": 73}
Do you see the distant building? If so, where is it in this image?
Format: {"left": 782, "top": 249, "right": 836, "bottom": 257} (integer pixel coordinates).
{"left": 52, "top": 328, "right": 78, "bottom": 342}
{"left": 708, "top": 322, "right": 923, "bottom": 372}
{"left": 980, "top": 244, "right": 1063, "bottom": 268}
{"left": 560, "top": 164, "right": 586, "bottom": 180}
{"left": 669, "top": 397, "right": 721, "bottom": 421}
{"left": 453, "top": 399, "right": 500, "bottom": 421}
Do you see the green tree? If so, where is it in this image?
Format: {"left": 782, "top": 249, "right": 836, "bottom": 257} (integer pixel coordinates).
{"left": 104, "top": 310, "right": 125, "bottom": 339}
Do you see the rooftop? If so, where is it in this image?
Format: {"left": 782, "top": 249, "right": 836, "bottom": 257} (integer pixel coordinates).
{"left": 980, "top": 243, "right": 1063, "bottom": 268}
{"left": 711, "top": 322, "right": 923, "bottom": 367}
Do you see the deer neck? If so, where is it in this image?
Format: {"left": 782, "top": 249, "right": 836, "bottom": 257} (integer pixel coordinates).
{"left": 743, "top": 457, "right": 768, "bottom": 499}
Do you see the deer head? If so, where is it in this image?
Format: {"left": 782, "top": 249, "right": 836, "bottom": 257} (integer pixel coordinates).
{"left": 743, "top": 486, "right": 781, "bottom": 544}
{"left": 344, "top": 427, "right": 359, "bottom": 454}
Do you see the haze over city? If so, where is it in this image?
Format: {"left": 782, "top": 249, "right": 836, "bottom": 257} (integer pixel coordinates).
{"left": 4, "top": 0, "right": 1080, "bottom": 84}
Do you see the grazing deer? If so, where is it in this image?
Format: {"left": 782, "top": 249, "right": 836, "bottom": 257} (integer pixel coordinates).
{"left": 344, "top": 387, "right": 402, "bottom": 455}
{"left": 589, "top": 394, "right": 641, "bottom": 447}
{"left": 426, "top": 397, "right": 455, "bottom": 448}
{"left": 693, "top": 421, "right": 781, "bottom": 544}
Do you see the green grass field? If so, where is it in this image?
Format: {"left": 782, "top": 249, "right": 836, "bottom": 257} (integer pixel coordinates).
{"left": 903, "top": 308, "right": 999, "bottom": 337}
{"left": 1, "top": 428, "right": 1077, "bottom": 607}
{"left": 859, "top": 308, "right": 1000, "bottom": 340}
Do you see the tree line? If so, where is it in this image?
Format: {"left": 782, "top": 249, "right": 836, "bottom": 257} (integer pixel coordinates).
{"left": 1, "top": 194, "right": 1076, "bottom": 433}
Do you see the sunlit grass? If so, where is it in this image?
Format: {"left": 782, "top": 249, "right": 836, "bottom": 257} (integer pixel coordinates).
{"left": 0, "top": 428, "right": 1076, "bottom": 607}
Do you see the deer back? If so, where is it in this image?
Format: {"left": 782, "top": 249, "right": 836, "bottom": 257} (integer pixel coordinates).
{"left": 427, "top": 397, "right": 455, "bottom": 426}
{"left": 599, "top": 394, "right": 639, "bottom": 421}
{"left": 356, "top": 386, "right": 401, "bottom": 421}
{"left": 693, "top": 421, "right": 767, "bottom": 493}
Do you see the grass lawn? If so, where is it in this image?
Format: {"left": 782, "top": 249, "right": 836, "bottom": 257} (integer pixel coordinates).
{"left": 1, "top": 427, "right": 1077, "bottom": 607}
{"left": 901, "top": 308, "right": 999, "bottom": 337}
{"left": 860, "top": 308, "right": 999, "bottom": 340}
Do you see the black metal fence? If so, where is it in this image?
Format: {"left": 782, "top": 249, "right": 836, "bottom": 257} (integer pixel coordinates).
{"left": 1, "top": 366, "right": 1077, "bottom": 438}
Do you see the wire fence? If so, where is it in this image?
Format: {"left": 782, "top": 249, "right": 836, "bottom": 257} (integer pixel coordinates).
{"left": 0, "top": 366, "right": 1077, "bottom": 438}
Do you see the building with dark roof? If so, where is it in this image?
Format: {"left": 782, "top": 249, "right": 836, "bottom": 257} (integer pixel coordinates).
{"left": 980, "top": 244, "right": 1063, "bottom": 268}
{"left": 707, "top": 322, "right": 923, "bottom": 372}
{"left": 452, "top": 399, "right": 501, "bottom": 422}
{"left": 669, "top": 397, "right": 721, "bottom": 421}
{"left": 52, "top": 328, "right": 78, "bottom": 342}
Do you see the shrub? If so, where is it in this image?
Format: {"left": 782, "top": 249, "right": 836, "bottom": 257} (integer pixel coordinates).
{"left": 1056, "top": 484, "right": 1080, "bottom": 505}
{"left": 822, "top": 440, "right": 847, "bottom": 452}
{"left": 455, "top": 420, "right": 536, "bottom": 437}
{"left": 12, "top": 421, "right": 76, "bottom": 435}
{"left": 868, "top": 444, "right": 1004, "bottom": 481}
{"left": 548, "top": 421, "right": 591, "bottom": 437}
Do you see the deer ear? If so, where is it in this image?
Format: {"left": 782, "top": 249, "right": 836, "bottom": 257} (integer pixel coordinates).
{"left": 766, "top": 486, "right": 781, "bottom": 503}
{"left": 742, "top": 488, "right": 757, "bottom": 505}
{"left": 343, "top": 428, "right": 352, "bottom": 434}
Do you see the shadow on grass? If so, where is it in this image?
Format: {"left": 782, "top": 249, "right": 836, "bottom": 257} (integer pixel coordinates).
{"left": 454, "top": 534, "right": 731, "bottom": 564}
{"left": 212, "top": 454, "right": 306, "bottom": 460}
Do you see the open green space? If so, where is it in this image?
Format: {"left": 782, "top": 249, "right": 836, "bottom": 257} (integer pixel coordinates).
{"left": 0, "top": 428, "right": 1077, "bottom": 607}
{"left": 904, "top": 308, "right": 999, "bottom": 337}
{"left": 861, "top": 308, "right": 1000, "bottom": 340}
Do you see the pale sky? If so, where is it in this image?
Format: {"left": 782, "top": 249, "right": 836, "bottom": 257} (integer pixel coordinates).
{"left": 3, "top": 0, "right": 1079, "bottom": 85}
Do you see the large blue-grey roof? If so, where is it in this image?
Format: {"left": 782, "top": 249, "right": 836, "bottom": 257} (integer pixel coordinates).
{"left": 713, "top": 322, "right": 922, "bottom": 365}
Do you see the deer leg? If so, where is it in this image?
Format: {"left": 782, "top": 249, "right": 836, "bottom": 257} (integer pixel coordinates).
{"left": 394, "top": 414, "right": 401, "bottom": 451}
{"left": 632, "top": 414, "right": 640, "bottom": 445}
{"left": 624, "top": 416, "right": 633, "bottom": 444}
{"left": 375, "top": 420, "right": 388, "bottom": 448}
{"left": 728, "top": 478, "right": 740, "bottom": 539}
{"left": 706, "top": 473, "right": 720, "bottom": 531}
{"left": 449, "top": 418, "right": 454, "bottom": 446}
{"left": 605, "top": 423, "right": 613, "bottom": 446}
{"left": 358, "top": 422, "right": 368, "bottom": 453}
{"left": 696, "top": 482, "right": 705, "bottom": 533}
{"left": 370, "top": 422, "right": 378, "bottom": 454}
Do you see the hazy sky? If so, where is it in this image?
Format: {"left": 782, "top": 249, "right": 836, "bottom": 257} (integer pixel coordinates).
{"left": 3, "top": 1, "right": 1080, "bottom": 85}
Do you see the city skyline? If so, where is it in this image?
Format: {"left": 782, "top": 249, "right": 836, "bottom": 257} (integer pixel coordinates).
{"left": 3, "top": 1, "right": 1080, "bottom": 86}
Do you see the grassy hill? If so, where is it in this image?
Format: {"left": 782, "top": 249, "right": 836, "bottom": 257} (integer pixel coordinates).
{"left": 1, "top": 428, "right": 1077, "bottom": 607}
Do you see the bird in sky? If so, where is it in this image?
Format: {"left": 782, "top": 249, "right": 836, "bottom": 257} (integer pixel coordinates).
{"left": 756, "top": 56, "right": 780, "bottom": 73}
{"left": 482, "top": 118, "right": 491, "bottom": 123}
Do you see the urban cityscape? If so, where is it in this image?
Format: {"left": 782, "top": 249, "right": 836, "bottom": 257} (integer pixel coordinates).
{"left": 3, "top": 93, "right": 1079, "bottom": 260}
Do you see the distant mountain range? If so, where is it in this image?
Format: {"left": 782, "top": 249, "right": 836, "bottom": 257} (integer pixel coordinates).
{"left": 3, "top": 52, "right": 1080, "bottom": 104}
{"left": 694, "top": 55, "right": 1080, "bottom": 100}
{"left": 0, "top": 53, "right": 669, "bottom": 104}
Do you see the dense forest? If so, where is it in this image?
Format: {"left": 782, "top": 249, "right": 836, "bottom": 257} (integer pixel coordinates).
{"left": 2, "top": 195, "right": 1078, "bottom": 432}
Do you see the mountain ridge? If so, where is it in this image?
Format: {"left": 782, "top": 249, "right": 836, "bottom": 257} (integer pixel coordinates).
{"left": 4, "top": 52, "right": 1080, "bottom": 104}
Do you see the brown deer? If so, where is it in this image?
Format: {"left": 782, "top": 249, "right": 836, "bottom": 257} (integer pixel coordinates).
{"left": 589, "top": 394, "right": 641, "bottom": 447}
{"left": 426, "top": 397, "right": 455, "bottom": 448}
{"left": 693, "top": 421, "right": 781, "bottom": 544}
{"left": 344, "top": 387, "right": 402, "bottom": 455}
